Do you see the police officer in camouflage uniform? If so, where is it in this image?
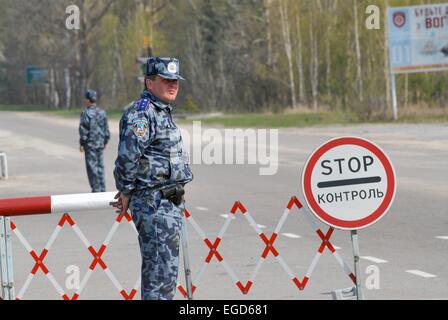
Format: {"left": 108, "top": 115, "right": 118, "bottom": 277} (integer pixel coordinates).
{"left": 79, "top": 89, "right": 110, "bottom": 193}
{"left": 111, "top": 57, "right": 193, "bottom": 300}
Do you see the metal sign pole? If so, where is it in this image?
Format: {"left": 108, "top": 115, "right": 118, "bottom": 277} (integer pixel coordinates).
{"left": 350, "top": 230, "right": 364, "bottom": 300}
{"left": 4, "top": 217, "right": 15, "bottom": 299}
{"left": 0, "top": 216, "right": 10, "bottom": 300}
{"left": 181, "top": 214, "right": 194, "bottom": 300}
{"left": 391, "top": 72, "right": 398, "bottom": 121}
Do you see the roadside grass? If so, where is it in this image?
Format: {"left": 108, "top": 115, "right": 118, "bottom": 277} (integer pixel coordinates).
{"left": 180, "top": 110, "right": 360, "bottom": 128}
{"left": 181, "top": 105, "right": 448, "bottom": 127}
{"left": 392, "top": 105, "right": 448, "bottom": 124}
{"left": 1, "top": 104, "right": 447, "bottom": 127}
{"left": 0, "top": 104, "right": 125, "bottom": 119}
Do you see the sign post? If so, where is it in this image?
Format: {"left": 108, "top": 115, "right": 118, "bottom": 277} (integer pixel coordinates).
{"left": 350, "top": 230, "right": 363, "bottom": 300}
{"left": 390, "top": 73, "right": 398, "bottom": 121}
{"left": 0, "top": 216, "right": 14, "bottom": 300}
{"left": 302, "top": 137, "right": 396, "bottom": 299}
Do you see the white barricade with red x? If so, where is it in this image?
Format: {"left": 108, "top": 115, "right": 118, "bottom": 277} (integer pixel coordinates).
{"left": 177, "top": 196, "right": 356, "bottom": 297}
{"left": 9, "top": 213, "right": 141, "bottom": 300}
{"left": 0, "top": 192, "right": 356, "bottom": 300}
{"left": 0, "top": 192, "right": 143, "bottom": 300}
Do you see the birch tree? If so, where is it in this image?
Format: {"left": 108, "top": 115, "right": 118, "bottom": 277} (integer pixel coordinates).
{"left": 353, "top": 0, "right": 364, "bottom": 102}
{"left": 279, "top": 0, "right": 297, "bottom": 108}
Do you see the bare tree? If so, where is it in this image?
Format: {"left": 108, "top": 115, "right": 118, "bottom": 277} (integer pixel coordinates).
{"left": 309, "top": 10, "right": 319, "bottom": 111}
{"left": 295, "top": 2, "right": 306, "bottom": 104}
{"left": 353, "top": 0, "right": 363, "bottom": 102}
{"left": 279, "top": 0, "right": 297, "bottom": 109}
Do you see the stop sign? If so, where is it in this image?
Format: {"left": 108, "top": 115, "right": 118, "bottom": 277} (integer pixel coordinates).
{"left": 302, "top": 137, "right": 396, "bottom": 230}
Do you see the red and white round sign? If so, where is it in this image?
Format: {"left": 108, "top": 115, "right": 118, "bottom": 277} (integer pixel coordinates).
{"left": 302, "top": 137, "right": 396, "bottom": 230}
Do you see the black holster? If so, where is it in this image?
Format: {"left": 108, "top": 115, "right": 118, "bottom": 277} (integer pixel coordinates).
{"left": 161, "top": 185, "right": 185, "bottom": 206}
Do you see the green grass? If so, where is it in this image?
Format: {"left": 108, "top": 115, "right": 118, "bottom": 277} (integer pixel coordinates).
{"left": 0, "top": 104, "right": 125, "bottom": 119}
{"left": 394, "top": 112, "right": 448, "bottom": 124}
{"left": 2, "top": 104, "right": 448, "bottom": 127}
{"left": 180, "top": 110, "right": 360, "bottom": 128}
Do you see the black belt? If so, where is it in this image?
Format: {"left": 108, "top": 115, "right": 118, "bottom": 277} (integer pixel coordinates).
{"left": 161, "top": 185, "right": 185, "bottom": 206}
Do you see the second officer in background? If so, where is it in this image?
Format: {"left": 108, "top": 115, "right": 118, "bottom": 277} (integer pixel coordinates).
{"left": 79, "top": 89, "right": 110, "bottom": 193}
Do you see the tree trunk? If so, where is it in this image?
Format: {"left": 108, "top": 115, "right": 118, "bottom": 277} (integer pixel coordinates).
{"left": 325, "top": 0, "right": 338, "bottom": 97}
{"left": 404, "top": 74, "right": 408, "bottom": 109}
{"left": 309, "top": 16, "right": 318, "bottom": 111}
{"left": 353, "top": 0, "right": 363, "bottom": 102}
{"left": 64, "top": 68, "right": 71, "bottom": 109}
{"left": 264, "top": 0, "right": 273, "bottom": 66}
{"left": 295, "top": 5, "right": 306, "bottom": 104}
{"left": 279, "top": 0, "right": 297, "bottom": 109}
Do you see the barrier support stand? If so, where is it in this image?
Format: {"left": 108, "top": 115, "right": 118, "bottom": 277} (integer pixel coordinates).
{"left": 181, "top": 215, "right": 194, "bottom": 300}
{"left": 0, "top": 216, "right": 15, "bottom": 300}
{"left": 351, "top": 230, "right": 364, "bottom": 300}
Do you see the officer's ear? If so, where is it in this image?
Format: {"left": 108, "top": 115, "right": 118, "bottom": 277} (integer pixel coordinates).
{"left": 145, "top": 76, "right": 158, "bottom": 91}
{"left": 145, "top": 77, "right": 151, "bottom": 90}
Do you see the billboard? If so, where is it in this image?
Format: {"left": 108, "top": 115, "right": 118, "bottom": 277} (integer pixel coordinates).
{"left": 388, "top": 3, "right": 448, "bottom": 74}
{"left": 26, "top": 65, "right": 48, "bottom": 85}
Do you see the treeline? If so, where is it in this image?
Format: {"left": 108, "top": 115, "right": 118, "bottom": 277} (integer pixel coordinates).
{"left": 0, "top": 0, "right": 446, "bottom": 120}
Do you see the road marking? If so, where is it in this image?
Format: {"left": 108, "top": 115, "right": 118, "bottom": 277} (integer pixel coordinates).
{"left": 436, "top": 236, "right": 448, "bottom": 240}
{"left": 195, "top": 207, "right": 209, "bottom": 211}
{"left": 405, "top": 270, "right": 437, "bottom": 278}
{"left": 258, "top": 224, "right": 267, "bottom": 229}
{"left": 220, "top": 214, "right": 235, "bottom": 220}
{"left": 333, "top": 246, "right": 341, "bottom": 250}
{"left": 360, "top": 256, "right": 388, "bottom": 264}
{"left": 281, "top": 233, "right": 301, "bottom": 239}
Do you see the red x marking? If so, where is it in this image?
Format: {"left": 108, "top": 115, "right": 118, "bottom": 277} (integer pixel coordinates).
{"left": 30, "top": 249, "right": 49, "bottom": 275}
{"left": 260, "top": 233, "right": 279, "bottom": 258}
{"left": 204, "top": 238, "right": 223, "bottom": 262}
{"left": 316, "top": 228, "right": 335, "bottom": 253}
{"left": 88, "top": 245, "right": 107, "bottom": 270}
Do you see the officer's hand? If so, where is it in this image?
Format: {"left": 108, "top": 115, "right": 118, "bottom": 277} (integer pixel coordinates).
{"left": 110, "top": 191, "right": 129, "bottom": 216}
{"left": 79, "top": 145, "right": 84, "bottom": 153}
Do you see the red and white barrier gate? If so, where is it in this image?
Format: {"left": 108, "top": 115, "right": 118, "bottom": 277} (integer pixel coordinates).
{"left": 0, "top": 193, "right": 356, "bottom": 300}
{"left": 177, "top": 196, "right": 356, "bottom": 297}
{"left": 0, "top": 192, "right": 143, "bottom": 300}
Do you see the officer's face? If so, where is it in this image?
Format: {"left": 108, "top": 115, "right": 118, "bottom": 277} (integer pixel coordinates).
{"left": 146, "top": 76, "right": 179, "bottom": 103}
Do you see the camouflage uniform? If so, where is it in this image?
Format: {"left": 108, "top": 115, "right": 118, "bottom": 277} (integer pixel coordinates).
{"left": 79, "top": 104, "right": 110, "bottom": 193}
{"left": 114, "top": 57, "right": 193, "bottom": 300}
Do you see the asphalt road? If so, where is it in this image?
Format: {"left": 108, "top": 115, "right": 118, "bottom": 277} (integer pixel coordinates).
{"left": 0, "top": 111, "right": 447, "bottom": 300}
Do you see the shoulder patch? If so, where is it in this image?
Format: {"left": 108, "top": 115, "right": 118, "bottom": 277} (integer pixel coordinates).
{"left": 136, "top": 98, "right": 150, "bottom": 111}
{"left": 132, "top": 118, "right": 148, "bottom": 138}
